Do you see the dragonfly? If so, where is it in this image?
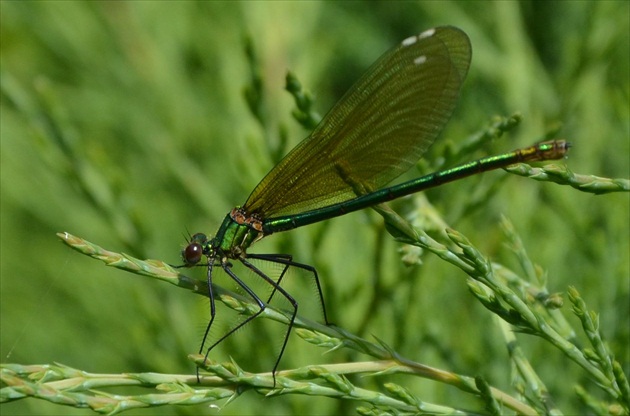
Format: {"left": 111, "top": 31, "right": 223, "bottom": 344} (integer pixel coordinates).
{"left": 182, "top": 26, "right": 569, "bottom": 383}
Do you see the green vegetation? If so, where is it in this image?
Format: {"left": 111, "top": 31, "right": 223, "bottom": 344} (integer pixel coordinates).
{"left": 2, "top": 2, "right": 628, "bottom": 415}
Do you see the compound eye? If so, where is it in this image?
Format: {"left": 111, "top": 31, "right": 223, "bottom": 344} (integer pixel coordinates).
{"left": 182, "top": 242, "right": 203, "bottom": 266}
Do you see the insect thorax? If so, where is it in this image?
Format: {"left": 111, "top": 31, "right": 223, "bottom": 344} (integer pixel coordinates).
{"left": 213, "top": 208, "right": 266, "bottom": 259}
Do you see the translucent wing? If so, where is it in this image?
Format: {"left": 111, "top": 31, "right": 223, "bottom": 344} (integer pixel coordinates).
{"left": 243, "top": 26, "right": 471, "bottom": 218}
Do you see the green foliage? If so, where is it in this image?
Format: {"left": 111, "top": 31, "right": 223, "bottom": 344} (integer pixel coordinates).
{"left": 2, "top": 2, "right": 628, "bottom": 415}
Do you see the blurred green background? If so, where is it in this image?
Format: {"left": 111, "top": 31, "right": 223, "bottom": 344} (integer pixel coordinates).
{"left": 1, "top": 1, "right": 628, "bottom": 415}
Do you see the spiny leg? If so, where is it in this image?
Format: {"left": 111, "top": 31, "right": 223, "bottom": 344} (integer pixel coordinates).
{"left": 196, "top": 260, "right": 217, "bottom": 383}
{"left": 247, "top": 253, "right": 331, "bottom": 325}
{"left": 198, "top": 261, "right": 267, "bottom": 373}
{"left": 197, "top": 255, "right": 310, "bottom": 387}
{"left": 239, "top": 257, "right": 298, "bottom": 387}
{"left": 247, "top": 254, "right": 292, "bottom": 304}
